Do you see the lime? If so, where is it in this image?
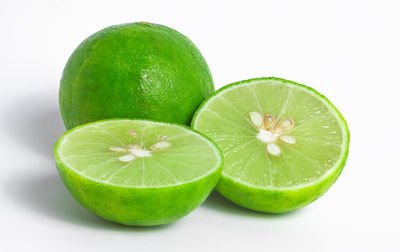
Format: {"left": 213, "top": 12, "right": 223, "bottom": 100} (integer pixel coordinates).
{"left": 60, "top": 22, "right": 214, "bottom": 130}
{"left": 192, "top": 77, "right": 350, "bottom": 213}
{"left": 54, "top": 119, "right": 223, "bottom": 226}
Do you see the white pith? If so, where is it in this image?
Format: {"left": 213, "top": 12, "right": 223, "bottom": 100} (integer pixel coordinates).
{"left": 131, "top": 148, "right": 152, "bottom": 157}
{"left": 257, "top": 129, "right": 279, "bottom": 143}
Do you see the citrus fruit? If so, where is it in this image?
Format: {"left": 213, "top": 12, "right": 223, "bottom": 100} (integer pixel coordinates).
{"left": 192, "top": 77, "right": 350, "bottom": 213}
{"left": 54, "top": 119, "right": 223, "bottom": 226}
{"left": 59, "top": 22, "right": 214, "bottom": 130}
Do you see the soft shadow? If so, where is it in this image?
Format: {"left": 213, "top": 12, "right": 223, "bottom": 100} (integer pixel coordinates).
{"left": 2, "top": 90, "right": 172, "bottom": 231}
{"left": 202, "top": 190, "right": 302, "bottom": 218}
{"left": 1, "top": 90, "right": 65, "bottom": 158}
{"left": 4, "top": 167, "right": 172, "bottom": 232}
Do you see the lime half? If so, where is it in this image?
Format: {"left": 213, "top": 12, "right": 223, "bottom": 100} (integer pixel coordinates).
{"left": 54, "top": 119, "right": 223, "bottom": 226}
{"left": 192, "top": 77, "right": 349, "bottom": 213}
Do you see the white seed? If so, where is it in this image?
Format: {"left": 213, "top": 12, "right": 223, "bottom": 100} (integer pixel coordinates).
{"left": 280, "top": 135, "right": 296, "bottom": 144}
{"left": 119, "top": 154, "right": 135, "bottom": 162}
{"left": 249, "top": 112, "right": 264, "bottom": 128}
{"left": 109, "top": 147, "right": 127, "bottom": 153}
{"left": 149, "top": 141, "right": 171, "bottom": 151}
{"left": 267, "top": 143, "right": 281, "bottom": 156}
{"left": 265, "top": 114, "right": 275, "bottom": 130}
{"left": 279, "top": 118, "right": 294, "bottom": 131}
{"left": 128, "top": 130, "right": 137, "bottom": 136}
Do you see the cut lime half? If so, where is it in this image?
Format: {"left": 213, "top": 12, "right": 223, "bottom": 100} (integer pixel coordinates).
{"left": 54, "top": 119, "right": 223, "bottom": 226}
{"left": 192, "top": 77, "right": 349, "bottom": 213}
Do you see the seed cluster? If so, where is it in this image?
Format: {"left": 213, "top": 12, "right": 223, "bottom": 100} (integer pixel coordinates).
{"left": 109, "top": 130, "right": 171, "bottom": 163}
{"left": 249, "top": 112, "right": 296, "bottom": 156}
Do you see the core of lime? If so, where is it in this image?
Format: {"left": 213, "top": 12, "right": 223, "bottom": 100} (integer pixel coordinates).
{"left": 60, "top": 22, "right": 214, "bottom": 130}
{"left": 54, "top": 119, "right": 223, "bottom": 226}
{"left": 192, "top": 77, "right": 349, "bottom": 213}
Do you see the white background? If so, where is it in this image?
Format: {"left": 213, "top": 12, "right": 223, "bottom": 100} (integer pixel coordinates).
{"left": 1, "top": 0, "right": 399, "bottom": 251}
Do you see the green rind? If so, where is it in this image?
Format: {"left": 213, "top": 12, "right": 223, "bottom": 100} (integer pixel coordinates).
{"left": 54, "top": 119, "right": 223, "bottom": 226}
{"left": 60, "top": 22, "right": 214, "bottom": 130}
{"left": 192, "top": 77, "right": 350, "bottom": 213}
{"left": 216, "top": 148, "right": 347, "bottom": 213}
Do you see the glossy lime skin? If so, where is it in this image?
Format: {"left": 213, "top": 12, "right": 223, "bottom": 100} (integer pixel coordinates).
{"left": 216, "top": 161, "right": 345, "bottom": 213}
{"left": 60, "top": 22, "right": 214, "bottom": 130}
{"left": 54, "top": 120, "right": 223, "bottom": 226}
{"left": 192, "top": 77, "right": 350, "bottom": 213}
{"left": 55, "top": 160, "right": 221, "bottom": 226}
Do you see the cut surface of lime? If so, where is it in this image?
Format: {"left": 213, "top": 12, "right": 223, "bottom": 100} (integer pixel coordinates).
{"left": 192, "top": 77, "right": 349, "bottom": 213}
{"left": 54, "top": 119, "right": 223, "bottom": 226}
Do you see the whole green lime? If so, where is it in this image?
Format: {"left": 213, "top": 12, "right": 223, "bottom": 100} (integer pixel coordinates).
{"left": 60, "top": 22, "right": 214, "bottom": 130}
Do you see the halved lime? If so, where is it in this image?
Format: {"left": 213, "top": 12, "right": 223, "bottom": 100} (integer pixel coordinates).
{"left": 192, "top": 77, "right": 349, "bottom": 213}
{"left": 54, "top": 119, "right": 223, "bottom": 226}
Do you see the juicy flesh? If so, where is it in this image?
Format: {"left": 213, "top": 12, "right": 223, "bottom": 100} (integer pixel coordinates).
{"left": 194, "top": 80, "right": 345, "bottom": 188}
{"left": 57, "top": 120, "right": 220, "bottom": 187}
